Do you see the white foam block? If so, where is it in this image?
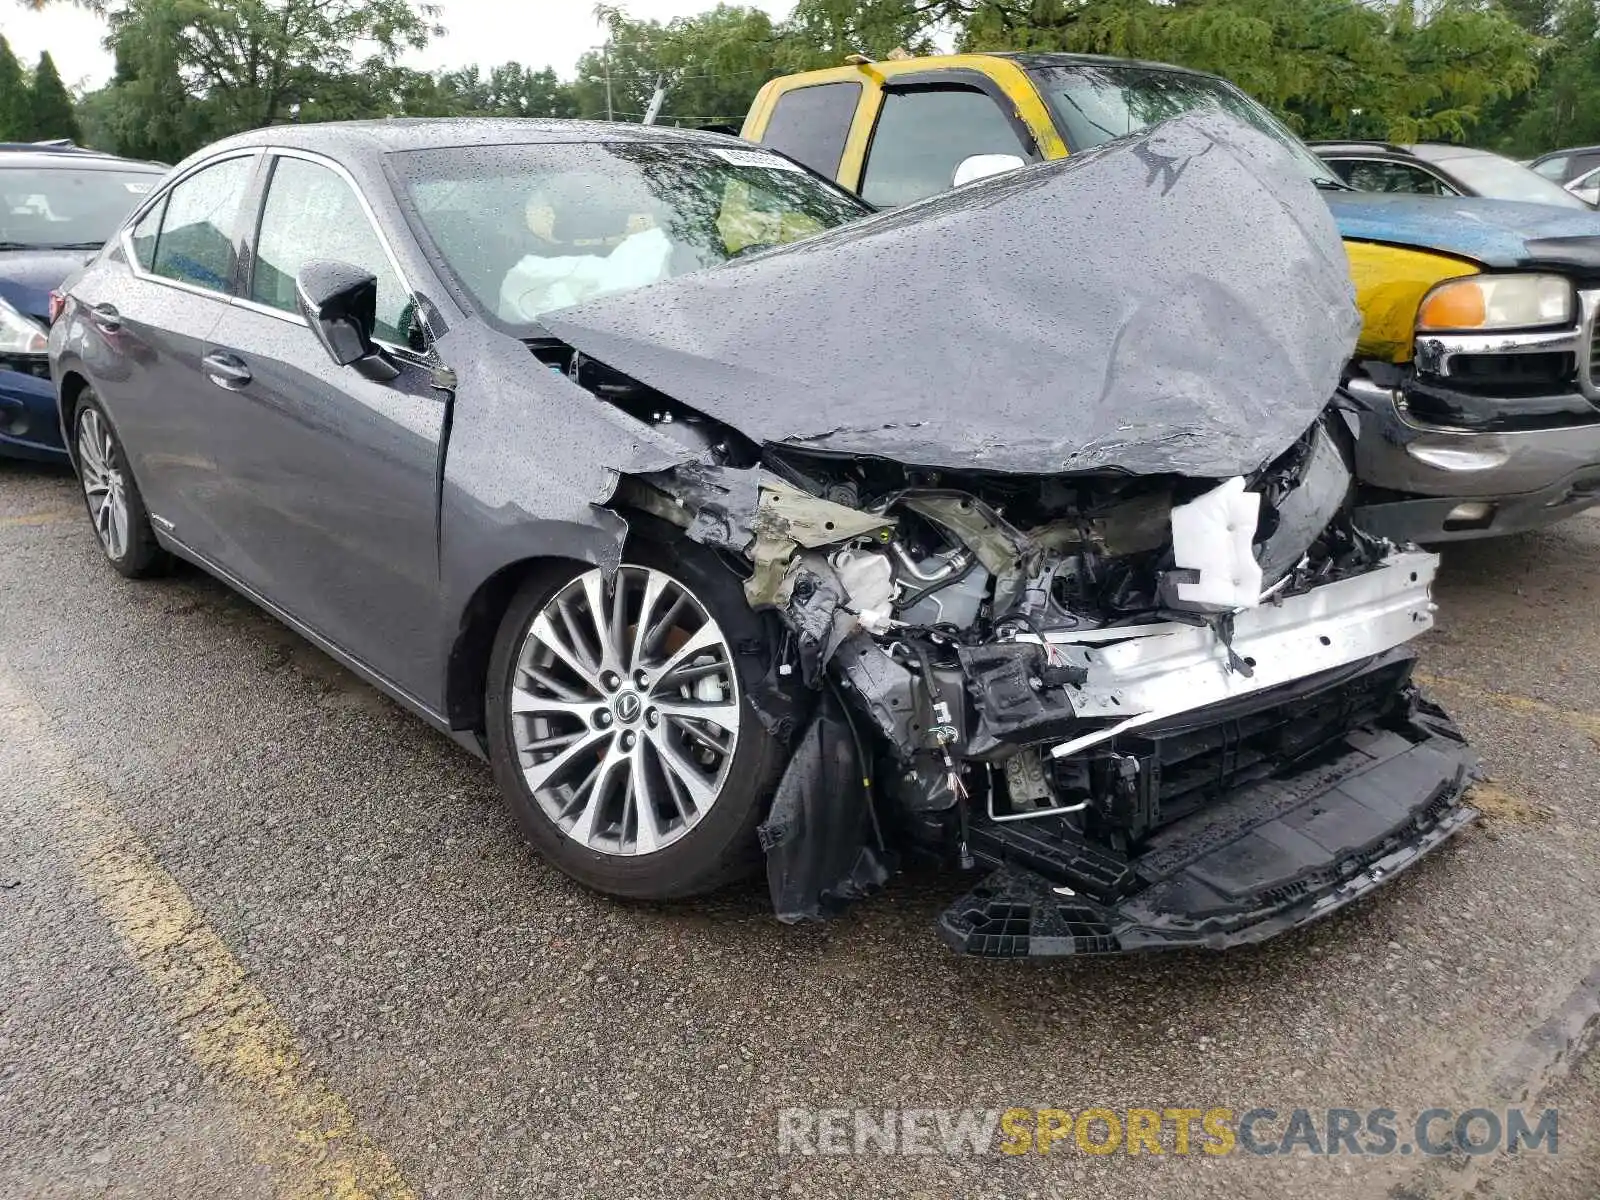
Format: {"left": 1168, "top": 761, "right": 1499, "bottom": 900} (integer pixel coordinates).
{"left": 1169, "top": 476, "right": 1263, "bottom": 610}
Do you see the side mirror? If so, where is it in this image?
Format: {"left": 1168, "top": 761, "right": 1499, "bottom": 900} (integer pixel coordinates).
{"left": 295, "top": 260, "right": 399, "bottom": 383}
{"left": 952, "top": 153, "right": 1027, "bottom": 188}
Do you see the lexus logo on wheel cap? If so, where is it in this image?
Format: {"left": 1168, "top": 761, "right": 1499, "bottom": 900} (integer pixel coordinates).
{"left": 615, "top": 692, "right": 642, "bottom": 723}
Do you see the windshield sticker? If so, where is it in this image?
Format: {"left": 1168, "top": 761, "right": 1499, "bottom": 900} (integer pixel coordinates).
{"left": 124, "top": 182, "right": 153, "bottom": 194}
{"left": 711, "top": 148, "right": 803, "bottom": 173}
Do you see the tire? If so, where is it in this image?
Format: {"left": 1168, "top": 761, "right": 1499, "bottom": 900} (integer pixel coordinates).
{"left": 72, "top": 390, "right": 168, "bottom": 579}
{"left": 486, "top": 538, "right": 787, "bottom": 900}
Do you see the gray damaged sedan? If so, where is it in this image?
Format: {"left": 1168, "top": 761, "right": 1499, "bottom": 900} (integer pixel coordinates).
{"left": 49, "top": 114, "right": 1477, "bottom": 956}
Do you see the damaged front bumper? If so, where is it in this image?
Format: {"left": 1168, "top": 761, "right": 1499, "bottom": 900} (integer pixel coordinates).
{"left": 934, "top": 550, "right": 1477, "bottom": 956}
{"left": 1346, "top": 377, "right": 1600, "bottom": 541}
{"left": 941, "top": 680, "right": 1476, "bottom": 956}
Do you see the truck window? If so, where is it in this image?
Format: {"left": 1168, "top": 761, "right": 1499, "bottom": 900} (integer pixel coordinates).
{"left": 759, "top": 82, "right": 863, "bottom": 179}
{"left": 860, "top": 86, "right": 1031, "bottom": 208}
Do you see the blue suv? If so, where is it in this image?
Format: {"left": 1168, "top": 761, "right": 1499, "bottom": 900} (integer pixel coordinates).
{"left": 1, "top": 143, "right": 165, "bottom": 461}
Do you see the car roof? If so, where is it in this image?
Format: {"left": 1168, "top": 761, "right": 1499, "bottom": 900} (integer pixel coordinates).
{"left": 0, "top": 143, "right": 166, "bottom": 171}
{"left": 1309, "top": 140, "right": 1414, "bottom": 156}
{"left": 748, "top": 50, "right": 1231, "bottom": 100}
{"left": 1311, "top": 141, "right": 1510, "bottom": 164}
{"left": 992, "top": 50, "right": 1216, "bottom": 80}
{"left": 199, "top": 118, "right": 753, "bottom": 160}
{"left": 989, "top": 50, "right": 1224, "bottom": 80}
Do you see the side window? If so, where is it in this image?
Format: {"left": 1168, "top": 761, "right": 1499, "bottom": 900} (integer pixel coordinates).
{"left": 149, "top": 156, "right": 254, "bottom": 292}
{"left": 860, "top": 85, "right": 1030, "bottom": 208}
{"left": 759, "top": 82, "right": 863, "bottom": 180}
{"left": 128, "top": 197, "right": 165, "bottom": 270}
{"left": 1532, "top": 156, "right": 1569, "bottom": 181}
{"left": 1339, "top": 159, "right": 1455, "bottom": 196}
{"left": 251, "top": 156, "right": 410, "bottom": 345}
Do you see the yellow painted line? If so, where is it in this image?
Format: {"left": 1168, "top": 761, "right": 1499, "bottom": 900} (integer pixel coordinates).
{"left": 0, "top": 508, "right": 78, "bottom": 527}
{"left": 1418, "top": 672, "right": 1600, "bottom": 743}
{"left": 0, "top": 665, "right": 417, "bottom": 1200}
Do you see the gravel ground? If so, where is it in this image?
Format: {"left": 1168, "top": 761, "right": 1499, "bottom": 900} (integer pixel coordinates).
{"left": 3, "top": 455, "right": 1600, "bottom": 1199}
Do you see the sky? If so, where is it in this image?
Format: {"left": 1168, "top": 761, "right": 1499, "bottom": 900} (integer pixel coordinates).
{"left": 2, "top": 0, "right": 796, "bottom": 92}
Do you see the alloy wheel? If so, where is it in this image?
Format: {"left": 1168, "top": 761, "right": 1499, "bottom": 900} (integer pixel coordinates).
{"left": 77, "top": 407, "right": 130, "bottom": 562}
{"left": 510, "top": 566, "right": 742, "bottom": 856}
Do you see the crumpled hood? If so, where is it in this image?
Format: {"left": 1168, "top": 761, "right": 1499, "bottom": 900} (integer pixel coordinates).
{"left": 543, "top": 112, "right": 1360, "bottom": 479}
{"left": 1327, "top": 192, "right": 1600, "bottom": 270}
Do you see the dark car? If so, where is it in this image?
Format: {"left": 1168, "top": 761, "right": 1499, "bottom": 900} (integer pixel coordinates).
{"left": 49, "top": 117, "right": 1475, "bottom": 957}
{"left": 1311, "top": 140, "right": 1592, "bottom": 209}
{"left": 0, "top": 143, "right": 166, "bottom": 461}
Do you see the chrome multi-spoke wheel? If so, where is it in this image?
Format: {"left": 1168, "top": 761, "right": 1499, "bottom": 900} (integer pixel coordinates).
{"left": 77, "top": 406, "right": 129, "bottom": 561}
{"left": 509, "top": 565, "right": 741, "bottom": 857}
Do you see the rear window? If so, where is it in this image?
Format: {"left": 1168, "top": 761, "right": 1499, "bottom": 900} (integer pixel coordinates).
{"left": 0, "top": 164, "right": 163, "bottom": 250}
{"left": 757, "top": 82, "right": 863, "bottom": 179}
{"left": 1409, "top": 146, "right": 1590, "bottom": 209}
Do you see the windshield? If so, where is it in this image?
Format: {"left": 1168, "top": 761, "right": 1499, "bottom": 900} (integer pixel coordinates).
{"left": 391, "top": 141, "right": 869, "bottom": 328}
{"left": 0, "top": 165, "right": 163, "bottom": 249}
{"left": 1409, "top": 146, "right": 1592, "bottom": 209}
{"left": 1024, "top": 63, "right": 1343, "bottom": 186}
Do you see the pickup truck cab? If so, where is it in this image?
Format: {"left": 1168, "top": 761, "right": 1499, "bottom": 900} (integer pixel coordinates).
{"left": 743, "top": 52, "right": 1600, "bottom": 542}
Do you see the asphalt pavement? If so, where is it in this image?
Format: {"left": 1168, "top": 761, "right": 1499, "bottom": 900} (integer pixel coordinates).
{"left": 3, "top": 455, "right": 1600, "bottom": 1200}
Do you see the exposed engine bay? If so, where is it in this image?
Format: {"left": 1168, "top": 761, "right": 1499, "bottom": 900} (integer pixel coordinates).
{"left": 565, "top": 380, "right": 1478, "bottom": 955}
{"left": 520, "top": 113, "right": 1478, "bottom": 955}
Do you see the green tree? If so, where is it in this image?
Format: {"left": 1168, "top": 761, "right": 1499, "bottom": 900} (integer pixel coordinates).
{"left": 434, "top": 63, "right": 579, "bottom": 117}
{"left": 0, "top": 35, "right": 33, "bottom": 141}
{"left": 30, "top": 52, "right": 80, "bottom": 141}
{"left": 786, "top": 0, "right": 941, "bottom": 59}
{"left": 570, "top": 5, "right": 826, "bottom": 126}
{"left": 97, "top": 0, "right": 442, "bottom": 156}
{"left": 954, "top": 0, "right": 1538, "bottom": 141}
{"left": 1478, "top": 0, "right": 1600, "bottom": 153}
{"left": 88, "top": 21, "right": 213, "bottom": 161}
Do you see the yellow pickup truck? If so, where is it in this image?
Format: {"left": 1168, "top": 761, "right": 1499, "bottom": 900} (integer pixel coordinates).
{"left": 743, "top": 52, "right": 1600, "bottom": 542}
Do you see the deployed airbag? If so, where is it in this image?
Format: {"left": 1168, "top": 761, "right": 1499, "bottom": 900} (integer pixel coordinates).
{"left": 543, "top": 112, "right": 1361, "bottom": 478}
{"left": 500, "top": 227, "right": 673, "bottom": 322}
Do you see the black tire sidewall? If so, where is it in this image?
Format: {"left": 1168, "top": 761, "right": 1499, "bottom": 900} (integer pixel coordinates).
{"left": 485, "top": 539, "right": 786, "bottom": 900}
{"left": 72, "top": 390, "right": 165, "bottom": 579}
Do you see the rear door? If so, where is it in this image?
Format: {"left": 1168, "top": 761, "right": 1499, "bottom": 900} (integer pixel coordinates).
{"left": 82, "top": 152, "right": 259, "bottom": 556}
{"left": 199, "top": 150, "right": 448, "bottom": 705}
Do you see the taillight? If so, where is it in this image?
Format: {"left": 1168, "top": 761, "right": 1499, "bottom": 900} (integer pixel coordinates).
{"left": 48, "top": 291, "right": 65, "bottom": 324}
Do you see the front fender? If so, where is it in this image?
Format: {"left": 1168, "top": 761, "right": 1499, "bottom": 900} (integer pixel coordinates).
{"left": 432, "top": 323, "right": 703, "bottom": 672}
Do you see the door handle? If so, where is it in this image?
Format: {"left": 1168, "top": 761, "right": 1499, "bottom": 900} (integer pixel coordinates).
{"left": 89, "top": 302, "right": 121, "bottom": 331}
{"left": 202, "top": 350, "right": 252, "bottom": 390}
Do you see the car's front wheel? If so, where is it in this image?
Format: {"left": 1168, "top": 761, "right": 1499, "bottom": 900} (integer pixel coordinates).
{"left": 485, "top": 540, "right": 785, "bottom": 900}
{"left": 73, "top": 391, "right": 167, "bottom": 579}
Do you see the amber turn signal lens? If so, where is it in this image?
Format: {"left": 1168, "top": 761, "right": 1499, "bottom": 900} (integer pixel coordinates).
{"left": 1417, "top": 280, "right": 1487, "bottom": 330}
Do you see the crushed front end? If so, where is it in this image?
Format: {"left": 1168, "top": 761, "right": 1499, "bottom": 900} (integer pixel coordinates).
{"left": 534, "top": 113, "right": 1478, "bottom": 954}
{"left": 625, "top": 410, "right": 1476, "bottom": 956}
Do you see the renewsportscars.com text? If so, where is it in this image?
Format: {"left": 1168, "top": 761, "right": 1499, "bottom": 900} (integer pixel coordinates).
{"left": 776, "top": 1106, "right": 1559, "bottom": 1157}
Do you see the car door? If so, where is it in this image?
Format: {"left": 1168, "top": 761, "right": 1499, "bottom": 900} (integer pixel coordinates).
{"left": 199, "top": 149, "right": 447, "bottom": 706}
{"left": 81, "top": 152, "right": 259, "bottom": 557}
{"left": 856, "top": 78, "right": 1039, "bottom": 208}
